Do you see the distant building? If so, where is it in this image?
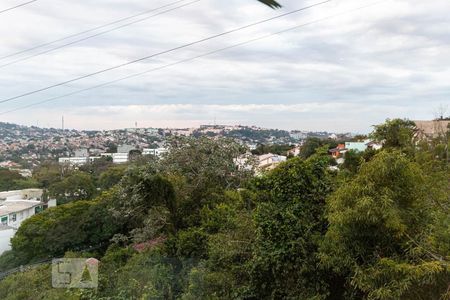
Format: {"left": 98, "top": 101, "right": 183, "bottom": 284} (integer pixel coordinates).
{"left": 0, "top": 189, "right": 54, "bottom": 254}
{"left": 290, "top": 132, "right": 307, "bottom": 140}
{"left": 345, "top": 142, "right": 367, "bottom": 152}
{"left": 329, "top": 144, "right": 347, "bottom": 158}
{"left": 0, "top": 226, "right": 14, "bottom": 254}
{"left": 112, "top": 153, "right": 129, "bottom": 164}
{"left": 0, "top": 189, "right": 47, "bottom": 229}
{"left": 258, "top": 153, "right": 287, "bottom": 171}
{"left": 117, "top": 144, "right": 136, "bottom": 153}
{"left": 414, "top": 120, "right": 450, "bottom": 139}
{"left": 247, "top": 143, "right": 258, "bottom": 151}
{"left": 59, "top": 157, "right": 89, "bottom": 165}
{"left": 365, "top": 141, "right": 383, "bottom": 150}
{"left": 74, "top": 148, "right": 89, "bottom": 157}
{"left": 143, "top": 148, "right": 168, "bottom": 158}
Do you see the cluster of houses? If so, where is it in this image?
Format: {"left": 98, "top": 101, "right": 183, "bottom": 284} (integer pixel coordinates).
{"left": 0, "top": 189, "right": 56, "bottom": 254}
{"left": 254, "top": 140, "right": 384, "bottom": 172}
{"left": 58, "top": 145, "right": 168, "bottom": 166}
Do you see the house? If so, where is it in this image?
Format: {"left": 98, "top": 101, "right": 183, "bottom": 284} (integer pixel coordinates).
{"left": 414, "top": 120, "right": 450, "bottom": 140}
{"left": 0, "top": 189, "right": 47, "bottom": 229}
{"left": 0, "top": 189, "right": 54, "bottom": 255}
{"left": 365, "top": 140, "right": 383, "bottom": 150}
{"left": 329, "top": 144, "right": 347, "bottom": 158}
{"left": 345, "top": 142, "right": 367, "bottom": 152}
{"left": 0, "top": 226, "right": 14, "bottom": 254}
{"left": 117, "top": 144, "right": 136, "bottom": 153}
{"left": 258, "top": 153, "right": 287, "bottom": 171}
{"left": 59, "top": 156, "right": 89, "bottom": 165}
{"left": 74, "top": 148, "right": 89, "bottom": 157}
{"left": 0, "top": 200, "right": 44, "bottom": 228}
{"left": 112, "top": 153, "right": 129, "bottom": 164}
{"left": 143, "top": 148, "right": 168, "bottom": 158}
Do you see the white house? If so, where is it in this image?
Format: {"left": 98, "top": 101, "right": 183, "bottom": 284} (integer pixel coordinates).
{"left": 143, "top": 148, "right": 168, "bottom": 158}
{"left": 58, "top": 156, "right": 89, "bottom": 165}
{"left": 258, "top": 153, "right": 287, "bottom": 171}
{"left": 0, "top": 200, "right": 44, "bottom": 228}
{"left": 112, "top": 153, "right": 129, "bottom": 164}
{"left": 0, "top": 189, "right": 47, "bottom": 229}
{"left": 0, "top": 226, "right": 14, "bottom": 254}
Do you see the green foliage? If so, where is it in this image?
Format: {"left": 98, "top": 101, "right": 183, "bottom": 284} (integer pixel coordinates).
{"left": 0, "top": 168, "right": 31, "bottom": 192}
{"left": 32, "top": 162, "right": 63, "bottom": 189}
{"left": 321, "top": 151, "right": 450, "bottom": 299}
{"left": 371, "top": 118, "right": 416, "bottom": 149}
{"left": 48, "top": 171, "right": 96, "bottom": 204}
{"left": 300, "top": 137, "right": 324, "bottom": 159}
{"left": 1, "top": 123, "right": 448, "bottom": 299}
{"left": 10, "top": 192, "right": 119, "bottom": 264}
{"left": 251, "top": 144, "right": 293, "bottom": 156}
{"left": 342, "top": 149, "right": 363, "bottom": 173}
{"left": 249, "top": 157, "right": 335, "bottom": 299}
{"left": 97, "top": 165, "right": 127, "bottom": 190}
{"left": 182, "top": 190, "right": 256, "bottom": 299}
{"left": 114, "top": 171, "right": 177, "bottom": 233}
{"left": 0, "top": 265, "right": 74, "bottom": 300}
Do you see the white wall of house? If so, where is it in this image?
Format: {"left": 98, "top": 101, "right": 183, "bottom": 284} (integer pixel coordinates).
{"left": 112, "top": 153, "right": 129, "bottom": 164}
{"left": 143, "top": 148, "right": 168, "bottom": 157}
{"left": 59, "top": 156, "right": 89, "bottom": 165}
{"left": 0, "top": 228, "right": 14, "bottom": 255}
{"left": 0, "top": 202, "right": 43, "bottom": 229}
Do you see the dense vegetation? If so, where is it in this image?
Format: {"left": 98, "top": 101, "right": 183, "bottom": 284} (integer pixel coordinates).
{"left": 0, "top": 120, "right": 448, "bottom": 300}
{"left": 0, "top": 168, "right": 38, "bottom": 192}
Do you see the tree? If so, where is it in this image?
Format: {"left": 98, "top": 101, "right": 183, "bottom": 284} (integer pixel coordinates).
{"left": 0, "top": 168, "right": 29, "bottom": 192}
{"left": 341, "top": 149, "right": 363, "bottom": 174}
{"left": 300, "top": 137, "right": 324, "bottom": 159}
{"left": 371, "top": 118, "right": 417, "bottom": 149}
{"left": 321, "top": 151, "right": 450, "bottom": 299}
{"left": 10, "top": 192, "right": 119, "bottom": 264}
{"left": 251, "top": 144, "right": 293, "bottom": 156}
{"left": 98, "top": 165, "right": 127, "bottom": 190}
{"left": 155, "top": 136, "right": 254, "bottom": 228}
{"left": 32, "top": 161, "right": 63, "bottom": 189}
{"left": 248, "top": 156, "right": 337, "bottom": 299}
{"left": 48, "top": 171, "right": 96, "bottom": 204}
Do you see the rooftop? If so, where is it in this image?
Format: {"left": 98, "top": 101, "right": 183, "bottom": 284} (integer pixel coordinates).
{"left": 0, "top": 200, "right": 43, "bottom": 216}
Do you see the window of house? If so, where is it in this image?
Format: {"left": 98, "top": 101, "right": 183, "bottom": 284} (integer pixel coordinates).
{"left": 35, "top": 206, "right": 43, "bottom": 214}
{"left": 1, "top": 216, "right": 7, "bottom": 226}
{"left": 12, "top": 214, "right": 17, "bottom": 222}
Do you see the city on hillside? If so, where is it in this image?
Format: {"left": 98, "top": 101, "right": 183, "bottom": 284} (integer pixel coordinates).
{"left": 0, "top": 0, "right": 449, "bottom": 298}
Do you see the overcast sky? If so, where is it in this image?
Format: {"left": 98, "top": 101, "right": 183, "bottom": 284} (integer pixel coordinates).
{"left": 0, "top": 0, "right": 448, "bottom": 132}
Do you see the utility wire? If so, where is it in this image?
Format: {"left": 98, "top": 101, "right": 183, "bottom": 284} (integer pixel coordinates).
{"left": 0, "top": 0, "right": 201, "bottom": 69}
{"left": 0, "top": 0, "right": 190, "bottom": 61}
{"left": 0, "top": 0, "right": 387, "bottom": 116}
{"left": 0, "top": 0, "right": 332, "bottom": 105}
{"left": 0, "top": 0, "right": 36, "bottom": 15}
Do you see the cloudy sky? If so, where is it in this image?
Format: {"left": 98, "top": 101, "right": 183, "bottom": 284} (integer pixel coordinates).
{"left": 0, "top": 0, "right": 448, "bottom": 132}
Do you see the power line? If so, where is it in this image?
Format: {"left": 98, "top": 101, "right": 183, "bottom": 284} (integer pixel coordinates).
{"left": 0, "top": 0, "right": 36, "bottom": 15}
{"left": 0, "top": 0, "right": 191, "bottom": 61}
{"left": 0, "top": 0, "right": 201, "bottom": 69}
{"left": 0, "top": 0, "right": 332, "bottom": 105}
{"left": 0, "top": 0, "right": 387, "bottom": 116}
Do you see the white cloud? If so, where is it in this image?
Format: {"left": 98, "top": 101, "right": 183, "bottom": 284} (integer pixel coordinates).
{"left": 0, "top": 0, "right": 449, "bottom": 131}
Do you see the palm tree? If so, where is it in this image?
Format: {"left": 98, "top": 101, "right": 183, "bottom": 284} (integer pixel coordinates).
{"left": 258, "top": 0, "right": 282, "bottom": 9}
